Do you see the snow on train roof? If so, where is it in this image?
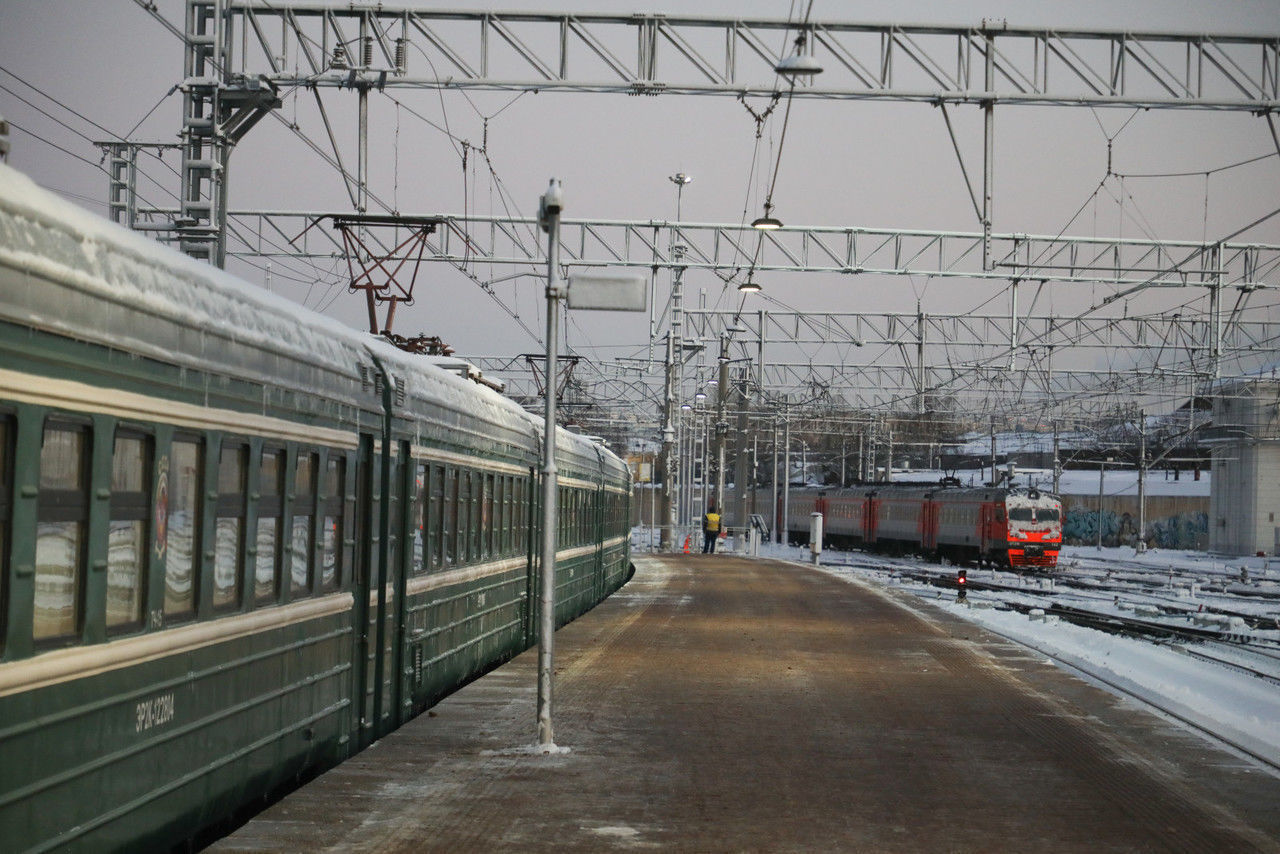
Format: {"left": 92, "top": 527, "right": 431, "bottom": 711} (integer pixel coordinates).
{"left": 0, "top": 161, "right": 373, "bottom": 376}
{"left": 0, "top": 163, "right": 625, "bottom": 471}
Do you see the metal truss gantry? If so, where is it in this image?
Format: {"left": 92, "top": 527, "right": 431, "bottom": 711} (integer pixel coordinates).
{"left": 211, "top": 211, "right": 1280, "bottom": 292}
{"left": 117, "top": 2, "right": 1280, "bottom": 431}
{"left": 205, "top": 5, "right": 1280, "bottom": 108}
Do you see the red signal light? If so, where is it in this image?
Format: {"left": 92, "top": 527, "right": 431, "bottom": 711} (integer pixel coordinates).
{"left": 957, "top": 570, "right": 967, "bottom": 585}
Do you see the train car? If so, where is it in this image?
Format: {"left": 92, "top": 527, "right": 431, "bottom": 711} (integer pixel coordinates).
{"left": 780, "top": 481, "right": 1061, "bottom": 569}
{"left": 0, "top": 161, "right": 631, "bottom": 853}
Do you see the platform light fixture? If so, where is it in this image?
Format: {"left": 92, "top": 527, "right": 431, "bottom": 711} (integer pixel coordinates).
{"left": 775, "top": 32, "right": 823, "bottom": 77}
{"left": 669, "top": 172, "right": 692, "bottom": 221}
{"left": 738, "top": 274, "right": 763, "bottom": 293}
{"left": 751, "top": 202, "right": 783, "bottom": 230}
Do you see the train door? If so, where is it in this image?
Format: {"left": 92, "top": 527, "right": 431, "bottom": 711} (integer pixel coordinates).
{"left": 351, "top": 432, "right": 375, "bottom": 750}
{"left": 920, "top": 498, "right": 939, "bottom": 552}
{"left": 861, "top": 495, "right": 878, "bottom": 544}
{"left": 978, "top": 502, "right": 995, "bottom": 562}
{"left": 351, "top": 429, "right": 406, "bottom": 746}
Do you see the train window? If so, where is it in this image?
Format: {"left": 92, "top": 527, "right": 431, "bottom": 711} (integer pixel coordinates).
{"left": 459, "top": 469, "right": 474, "bottom": 564}
{"left": 503, "top": 475, "right": 513, "bottom": 555}
{"left": 444, "top": 467, "right": 458, "bottom": 566}
{"left": 426, "top": 464, "right": 443, "bottom": 571}
{"left": 35, "top": 421, "right": 89, "bottom": 642}
{"left": 0, "top": 418, "right": 13, "bottom": 636}
{"left": 412, "top": 464, "right": 427, "bottom": 575}
{"left": 164, "top": 437, "right": 203, "bottom": 619}
{"left": 1008, "top": 508, "right": 1033, "bottom": 522}
{"left": 291, "top": 452, "right": 317, "bottom": 595}
{"left": 483, "top": 472, "right": 494, "bottom": 559}
{"left": 468, "top": 471, "right": 480, "bottom": 562}
{"left": 494, "top": 475, "right": 505, "bottom": 556}
{"left": 255, "top": 448, "right": 284, "bottom": 603}
{"left": 1038, "top": 508, "right": 1060, "bottom": 522}
{"left": 107, "top": 431, "right": 151, "bottom": 630}
{"left": 213, "top": 443, "right": 247, "bottom": 610}
{"left": 320, "top": 455, "right": 345, "bottom": 590}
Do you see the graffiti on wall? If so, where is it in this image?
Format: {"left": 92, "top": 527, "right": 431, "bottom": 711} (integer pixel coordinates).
{"left": 1063, "top": 508, "right": 1208, "bottom": 549}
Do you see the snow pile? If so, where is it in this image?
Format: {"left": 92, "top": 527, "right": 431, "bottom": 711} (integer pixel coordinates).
{"left": 936, "top": 598, "right": 1280, "bottom": 765}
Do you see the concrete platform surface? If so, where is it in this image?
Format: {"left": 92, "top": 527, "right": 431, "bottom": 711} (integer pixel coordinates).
{"left": 208, "top": 555, "right": 1280, "bottom": 853}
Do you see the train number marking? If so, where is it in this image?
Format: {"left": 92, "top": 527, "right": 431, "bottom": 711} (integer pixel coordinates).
{"left": 136, "top": 693, "right": 176, "bottom": 733}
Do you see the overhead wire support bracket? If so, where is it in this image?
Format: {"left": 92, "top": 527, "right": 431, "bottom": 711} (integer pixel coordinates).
{"left": 328, "top": 213, "right": 444, "bottom": 336}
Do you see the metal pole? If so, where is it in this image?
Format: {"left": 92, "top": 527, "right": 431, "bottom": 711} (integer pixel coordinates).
{"left": 660, "top": 333, "right": 676, "bottom": 550}
{"left": 1096, "top": 457, "right": 1105, "bottom": 551}
{"left": 537, "top": 178, "right": 564, "bottom": 749}
{"left": 715, "top": 333, "right": 729, "bottom": 518}
{"left": 886, "top": 428, "right": 894, "bottom": 483}
{"left": 734, "top": 375, "right": 750, "bottom": 528}
{"left": 782, "top": 412, "right": 792, "bottom": 546}
{"left": 1052, "top": 420, "right": 1061, "bottom": 494}
{"left": 982, "top": 26, "right": 995, "bottom": 271}
{"left": 1137, "top": 410, "right": 1147, "bottom": 549}
{"left": 771, "top": 415, "right": 780, "bottom": 544}
{"left": 990, "top": 419, "right": 998, "bottom": 486}
{"left": 357, "top": 84, "right": 379, "bottom": 333}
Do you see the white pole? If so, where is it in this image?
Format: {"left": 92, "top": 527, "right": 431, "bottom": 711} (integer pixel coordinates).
{"left": 537, "top": 179, "right": 563, "bottom": 749}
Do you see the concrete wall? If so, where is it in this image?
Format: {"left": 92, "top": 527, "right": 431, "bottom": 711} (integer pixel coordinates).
{"left": 1209, "top": 379, "right": 1280, "bottom": 556}
{"left": 1061, "top": 493, "right": 1208, "bottom": 550}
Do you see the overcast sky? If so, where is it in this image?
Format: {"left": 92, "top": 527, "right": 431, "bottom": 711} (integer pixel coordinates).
{"left": 2, "top": 0, "right": 1279, "bottom": 417}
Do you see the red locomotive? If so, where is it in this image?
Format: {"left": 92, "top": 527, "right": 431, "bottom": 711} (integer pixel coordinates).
{"left": 781, "top": 481, "right": 1062, "bottom": 569}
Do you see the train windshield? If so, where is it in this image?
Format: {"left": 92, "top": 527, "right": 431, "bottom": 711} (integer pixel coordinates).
{"left": 1009, "top": 507, "right": 1060, "bottom": 523}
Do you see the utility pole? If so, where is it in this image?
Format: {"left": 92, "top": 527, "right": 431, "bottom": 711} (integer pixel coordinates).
{"left": 659, "top": 332, "right": 676, "bottom": 551}
{"left": 734, "top": 374, "right": 751, "bottom": 528}
{"left": 981, "top": 19, "right": 998, "bottom": 271}
{"left": 536, "top": 178, "right": 564, "bottom": 750}
{"left": 885, "top": 427, "right": 894, "bottom": 483}
{"left": 1137, "top": 409, "right": 1147, "bottom": 550}
{"left": 782, "top": 409, "right": 792, "bottom": 545}
{"left": 989, "top": 418, "right": 998, "bottom": 486}
{"left": 714, "top": 333, "right": 729, "bottom": 517}
{"left": 772, "top": 414, "right": 780, "bottom": 544}
{"left": 1052, "top": 420, "right": 1062, "bottom": 494}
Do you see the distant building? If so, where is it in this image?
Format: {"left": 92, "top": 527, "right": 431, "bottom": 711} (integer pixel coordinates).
{"left": 1205, "top": 373, "right": 1280, "bottom": 555}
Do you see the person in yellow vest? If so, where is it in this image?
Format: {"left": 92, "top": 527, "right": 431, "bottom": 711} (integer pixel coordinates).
{"left": 702, "top": 504, "right": 722, "bottom": 553}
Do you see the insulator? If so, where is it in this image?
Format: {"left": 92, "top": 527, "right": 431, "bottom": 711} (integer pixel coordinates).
{"left": 331, "top": 43, "right": 348, "bottom": 70}
{"left": 394, "top": 38, "right": 406, "bottom": 73}
{"left": 362, "top": 36, "right": 373, "bottom": 68}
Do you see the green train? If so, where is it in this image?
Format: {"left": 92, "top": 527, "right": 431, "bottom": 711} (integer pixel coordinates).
{"left": 0, "top": 162, "right": 632, "bottom": 852}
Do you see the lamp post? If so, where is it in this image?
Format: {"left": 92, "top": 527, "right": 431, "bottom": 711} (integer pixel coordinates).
{"left": 537, "top": 178, "right": 563, "bottom": 750}
{"left": 669, "top": 172, "right": 692, "bottom": 220}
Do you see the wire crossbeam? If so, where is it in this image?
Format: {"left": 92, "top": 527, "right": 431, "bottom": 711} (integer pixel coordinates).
{"left": 681, "top": 309, "right": 1280, "bottom": 355}
{"left": 187, "top": 210, "right": 1280, "bottom": 290}
{"left": 217, "top": 4, "right": 1280, "bottom": 109}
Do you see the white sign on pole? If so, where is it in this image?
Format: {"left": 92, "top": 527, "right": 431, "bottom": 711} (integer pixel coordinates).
{"left": 567, "top": 272, "right": 649, "bottom": 311}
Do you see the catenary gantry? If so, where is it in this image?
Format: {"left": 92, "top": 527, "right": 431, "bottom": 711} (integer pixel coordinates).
{"left": 110, "top": 2, "right": 1280, "bottom": 428}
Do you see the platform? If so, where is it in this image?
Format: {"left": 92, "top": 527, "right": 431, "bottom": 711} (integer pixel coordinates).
{"left": 208, "top": 555, "right": 1280, "bottom": 853}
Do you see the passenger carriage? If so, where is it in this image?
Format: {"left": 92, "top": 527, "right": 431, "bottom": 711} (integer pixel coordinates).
{"left": 778, "top": 481, "right": 1061, "bottom": 569}
{"left": 0, "top": 162, "right": 631, "bottom": 852}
